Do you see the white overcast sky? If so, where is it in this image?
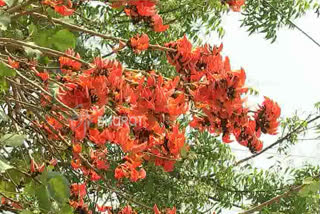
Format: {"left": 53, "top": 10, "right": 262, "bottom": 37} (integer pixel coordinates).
{"left": 203, "top": 11, "right": 320, "bottom": 213}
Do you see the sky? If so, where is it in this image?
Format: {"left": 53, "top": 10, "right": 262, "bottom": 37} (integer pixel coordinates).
{"left": 202, "top": 11, "right": 320, "bottom": 213}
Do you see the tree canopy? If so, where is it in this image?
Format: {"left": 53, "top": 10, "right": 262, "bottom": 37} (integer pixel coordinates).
{"left": 0, "top": 0, "right": 320, "bottom": 214}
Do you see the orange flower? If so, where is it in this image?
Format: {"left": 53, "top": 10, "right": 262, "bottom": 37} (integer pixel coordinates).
{"left": 255, "top": 97, "right": 281, "bottom": 135}
{"left": 97, "top": 204, "right": 112, "bottom": 213}
{"left": 130, "top": 33, "right": 149, "bottom": 53}
{"left": 59, "top": 49, "right": 81, "bottom": 73}
{"left": 227, "top": 0, "right": 246, "bottom": 12}
{"left": 8, "top": 57, "right": 19, "bottom": 69}
{"left": 71, "top": 183, "right": 86, "bottom": 198}
{"left": 36, "top": 72, "right": 49, "bottom": 82}
{"left": 54, "top": 5, "right": 74, "bottom": 16}
{"left": 71, "top": 158, "right": 81, "bottom": 169}
{"left": 72, "top": 143, "right": 82, "bottom": 154}
{"left": 42, "top": 0, "right": 74, "bottom": 16}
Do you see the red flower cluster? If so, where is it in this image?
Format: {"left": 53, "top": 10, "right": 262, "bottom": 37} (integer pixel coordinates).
{"left": 255, "top": 96, "right": 281, "bottom": 135}
{"left": 53, "top": 49, "right": 190, "bottom": 179}
{"left": 70, "top": 183, "right": 92, "bottom": 213}
{"left": 25, "top": 29, "right": 282, "bottom": 214}
{"left": 42, "top": 0, "right": 74, "bottom": 16}
{"left": 37, "top": 40, "right": 280, "bottom": 186}
{"left": 33, "top": 35, "right": 281, "bottom": 214}
{"left": 30, "top": 158, "right": 45, "bottom": 173}
{"left": 112, "top": 0, "right": 169, "bottom": 32}
{"left": 129, "top": 33, "right": 150, "bottom": 53}
{"left": 115, "top": 155, "right": 146, "bottom": 182}
{"left": 165, "top": 36, "right": 280, "bottom": 152}
{"left": 226, "top": 0, "right": 246, "bottom": 12}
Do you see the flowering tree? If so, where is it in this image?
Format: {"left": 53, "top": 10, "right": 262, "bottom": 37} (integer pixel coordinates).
{"left": 0, "top": 0, "right": 319, "bottom": 214}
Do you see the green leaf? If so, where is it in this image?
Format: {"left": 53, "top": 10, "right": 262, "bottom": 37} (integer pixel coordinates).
{"left": 47, "top": 172, "right": 70, "bottom": 204}
{"left": 19, "top": 211, "right": 33, "bottom": 214}
{"left": 60, "top": 204, "right": 74, "bottom": 214}
{"left": 35, "top": 185, "right": 51, "bottom": 213}
{"left": 4, "top": 0, "right": 15, "bottom": 7}
{"left": 0, "top": 133, "right": 26, "bottom": 147}
{"left": 180, "top": 144, "right": 188, "bottom": 158}
{"left": 34, "top": 30, "right": 53, "bottom": 48}
{"left": 0, "top": 159, "right": 13, "bottom": 173}
{"left": 0, "top": 77, "right": 9, "bottom": 92}
{"left": 0, "top": 62, "right": 16, "bottom": 77}
{"left": 299, "top": 178, "right": 320, "bottom": 197}
{"left": 0, "top": 12, "right": 11, "bottom": 31}
{"left": 51, "top": 29, "right": 76, "bottom": 51}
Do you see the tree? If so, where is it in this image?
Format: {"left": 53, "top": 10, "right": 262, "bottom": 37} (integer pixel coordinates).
{"left": 0, "top": 0, "right": 319, "bottom": 214}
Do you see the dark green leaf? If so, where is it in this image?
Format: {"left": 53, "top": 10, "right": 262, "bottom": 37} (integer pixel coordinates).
{"left": 47, "top": 172, "right": 70, "bottom": 204}
{"left": 51, "top": 29, "right": 76, "bottom": 51}
{"left": 0, "top": 62, "right": 16, "bottom": 77}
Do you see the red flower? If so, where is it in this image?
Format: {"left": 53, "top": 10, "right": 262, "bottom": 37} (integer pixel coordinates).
{"left": 42, "top": 0, "right": 74, "bottom": 16}
{"left": 166, "top": 207, "right": 176, "bottom": 214}
{"left": 49, "top": 158, "right": 58, "bottom": 166}
{"left": 154, "top": 204, "right": 161, "bottom": 214}
{"left": 119, "top": 205, "right": 135, "bottom": 214}
{"left": 90, "top": 170, "right": 101, "bottom": 181}
{"left": 131, "top": 0, "right": 157, "bottom": 16}
{"left": 255, "top": 97, "right": 281, "bottom": 135}
{"left": 0, "top": 0, "right": 6, "bottom": 6}
{"left": 71, "top": 183, "right": 86, "bottom": 198}
{"left": 1, "top": 197, "right": 6, "bottom": 205}
{"left": 8, "top": 57, "right": 19, "bottom": 69}
{"left": 71, "top": 158, "right": 81, "bottom": 169}
{"left": 130, "top": 34, "right": 149, "bottom": 53}
{"left": 73, "top": 143, "right": 82, "bottom": 154}
{"left": 59, "top": 49, "right": 82, "bottom": 73}
{"left": 227, "top": 0, "right": 246, "bottom": 12}
{"left": 30, "top": 159, "right": 45, "bottom": 173}
{"left": 120, "top": 0, "right": 169, "bottom": 32}
{"left": 152, "top": 14, "right": 169, "bottom": 32}
{"left": 54, "top": 5, "right": 74, "bottom": 16}
{"left": 36, "top": 72, "right": 49, "bottom": 82}
{"left": 97, "top": 204, "right": 112, "bottom": 213}
{"left": 167, "top": 125, "right": 185, "bottom": 156}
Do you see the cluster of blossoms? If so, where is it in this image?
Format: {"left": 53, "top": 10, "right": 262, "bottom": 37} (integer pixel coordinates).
{"left": 111, "top": 0, "right": 169, "bottom": 32}
{"left": 24, "top": 2, "right": 274, "bottom": 213}
{"left": 70, "top": 183, "right": 91, "bottom": 212}
{"left": 35, "top": 35, "right": 280, "bottom": 193}
{"left": 165, "top": 36, "right": 280, "bottom": 152}
{"left": 68, "top": 183, "right": 175, "bottom": 214}
{"left": 11, "top": 25, "right": 278, "bottom": 214}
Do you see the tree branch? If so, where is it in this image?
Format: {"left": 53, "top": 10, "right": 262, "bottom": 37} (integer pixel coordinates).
{"left": 31, "top": 12, "right": 176, "bottom": 52}
{"left": 235, "top": 115, "right": 320, "bottom": 166}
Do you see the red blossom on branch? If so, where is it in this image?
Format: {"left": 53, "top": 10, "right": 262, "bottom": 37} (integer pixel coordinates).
{"left": 226, "top": 0, "right": 246, "bottom": 12}
{"left": 129, "top": 33, "right": 150, "bottom": 53}
{"left": 42, "top": 0, "right": 75, "bottom": 16}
